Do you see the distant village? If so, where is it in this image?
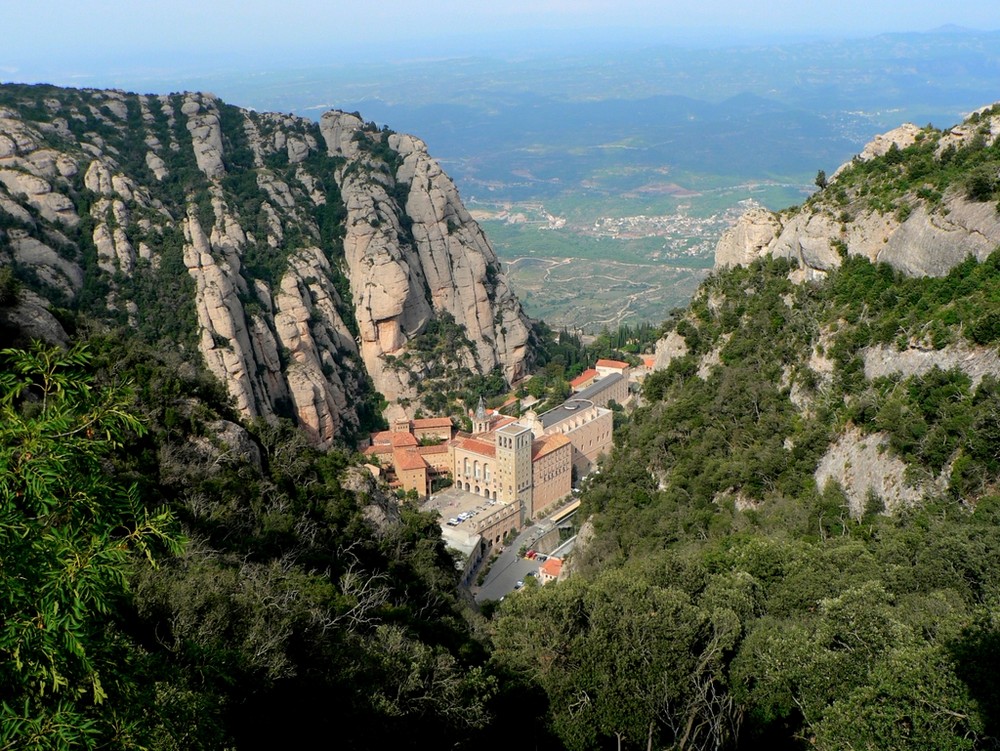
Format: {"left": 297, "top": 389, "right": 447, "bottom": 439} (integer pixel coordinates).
{"left": 362, "top": 359, "right": 642, "bottom": 589}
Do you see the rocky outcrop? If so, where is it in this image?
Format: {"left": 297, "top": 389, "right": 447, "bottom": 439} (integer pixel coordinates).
{"left": 815, "top": 427, "right": 940, "bottom": 516}
{"left": 863, "top": 342, "right": 1000, "bottom": 387}
{"left": 830, "top": 123, "right": 924, "bottom": 179}
{"left": 319, "top": 111, "right": 531, "bottom": 406}
{"left": 715, "top": 107, "right": 1000, "bottom": 279}
{"left": 0, "top": 84, "right": 535, "bottom": 445}
{"left": 714, "top": 207, "right": 782, "bottom": 270}
{"left": 653, "top": 329, "right": 688, "bottom": 371}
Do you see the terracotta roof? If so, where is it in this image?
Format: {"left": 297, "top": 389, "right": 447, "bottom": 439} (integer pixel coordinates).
{"left": 393, "top": 449, "right": 428, "bottom": 472}
{"left": 540, "top": 558, "right": 563, "bottom": 578}
{"left": 492, "top": 415, "right": 517, "bottom": 431}
{"left": 457, "top": 438, "right": 496, "bottom": 458}
{"left": 642, "top": 356, "right": 656, "bottom": 369}
{"left": 531, "top": 433, "right": 571, "bottom": 461}
{"left": 596, "top": 358, "right": 629, "bottom": 369}
{"left": 363, "top": 444, "right": 392, "bottom": 457}
{"left": 412, "top": 417, "right": 453, "bottom": 429}
{"left": 570, "top": 368, "right": 598, "bottom": 388}
{"left": 416, "top": 444, "right": 450, "bottom": 455}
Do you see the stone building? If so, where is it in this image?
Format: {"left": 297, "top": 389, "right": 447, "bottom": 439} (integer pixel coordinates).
{"left": 367, "top": 380, "right": 610, "bottom": 519}
{"left": 530, "top": 434, "right": 573, "bottom": 518}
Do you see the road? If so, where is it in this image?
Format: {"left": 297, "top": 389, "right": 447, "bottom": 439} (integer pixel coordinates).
{"left": 474, "top": 520, "right": 554, "bottom": 603}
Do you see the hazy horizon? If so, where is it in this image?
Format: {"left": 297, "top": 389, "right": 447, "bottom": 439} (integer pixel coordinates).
{"left": 3, "top": 0, "right": 1000, "bottom": 90}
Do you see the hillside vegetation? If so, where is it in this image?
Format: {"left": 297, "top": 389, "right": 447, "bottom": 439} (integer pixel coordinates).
{"left": 492, "top": 225, "right": 1000, "bottom": 747}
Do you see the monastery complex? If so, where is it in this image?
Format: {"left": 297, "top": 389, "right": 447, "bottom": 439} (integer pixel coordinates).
{"left": 364, "top": 359, "right": 631, "bottom": 529}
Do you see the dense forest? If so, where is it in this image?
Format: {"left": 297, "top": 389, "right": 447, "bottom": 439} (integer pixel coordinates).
{"left": 7, "top": 252, "right": 1000, "bottom": 750}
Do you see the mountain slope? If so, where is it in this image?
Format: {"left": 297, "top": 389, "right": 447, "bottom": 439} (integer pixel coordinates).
{"left": 0, "top": 83, "right": 533, "bottom": 444}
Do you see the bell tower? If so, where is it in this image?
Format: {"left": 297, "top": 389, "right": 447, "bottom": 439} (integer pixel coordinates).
{"left": 472, "top": 396, "right": 491, "bottom": 435}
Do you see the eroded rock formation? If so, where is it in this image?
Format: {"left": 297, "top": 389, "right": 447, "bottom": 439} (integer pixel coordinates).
{"left": 0, "top": 84, "right": 534, "bottom": 445}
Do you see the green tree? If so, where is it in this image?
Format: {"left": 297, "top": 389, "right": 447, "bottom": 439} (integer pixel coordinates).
{"left": 0, "top": 344, "right": 180, "bottom": 749}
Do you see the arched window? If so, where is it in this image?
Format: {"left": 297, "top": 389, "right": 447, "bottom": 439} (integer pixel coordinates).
{"left": 463, "top": 457, "right": 470, "bottom": 476}
{"left": 474, "top": 460, "right": 480, "bottom": 479}
{"left": 484, "top": 463, "right": 491, "bottom": 482}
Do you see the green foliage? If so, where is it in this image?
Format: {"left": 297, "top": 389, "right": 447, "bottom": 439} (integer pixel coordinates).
{"left": 0, "top": 265, "right": 20, "bottom": 307}
{"left": 0, "top": 344, "right": 181, "bottom": 749}
{"left": 505, "top": 242, "right": 1000, "bottom": 749}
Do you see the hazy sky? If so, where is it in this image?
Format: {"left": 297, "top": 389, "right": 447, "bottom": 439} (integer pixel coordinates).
{"left": 3, "top": 0, "right": 1000, "bottom": 82}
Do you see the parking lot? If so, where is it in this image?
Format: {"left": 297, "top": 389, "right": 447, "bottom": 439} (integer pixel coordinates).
{"left": 422, "top": 485, "right": 509, "bottom": 532}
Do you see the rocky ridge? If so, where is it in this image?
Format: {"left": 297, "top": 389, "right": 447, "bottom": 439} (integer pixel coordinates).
{"left": 0, "top": 84, "right": 533, "bottom": 444}
{"left": 714, "top": 105, "right": 1000, "bottom": 279}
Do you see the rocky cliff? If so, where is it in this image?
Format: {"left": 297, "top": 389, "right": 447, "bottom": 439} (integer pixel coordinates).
{"left": 0, "top": 84, "right": 533, "bottom": 444}
{"left": 715, "top": 105, "right": 1000, "bottom": 279}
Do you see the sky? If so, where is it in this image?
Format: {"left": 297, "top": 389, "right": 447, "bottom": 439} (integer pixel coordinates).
{"left": 3, "top": 0, "right": 1000, "bottom": 85}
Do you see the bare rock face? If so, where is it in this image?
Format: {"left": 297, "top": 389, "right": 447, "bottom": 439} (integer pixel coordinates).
{"left": 0, "top": 85, "right": 536, "bottom": 445}
{"left": 392, "top": 132, "right": 530, "bottom": 379}
{"left": 182, "top": 94, "right": 226, "bottom": 179}
{"left": 319, "top": 111, "right": 532, "bottom": 407}
{"left": 0, "top": 288, "right": 69, "bottom": 346}
{"left": 714, "top": 207, "right": 781, "bottom": 270}
{"left": 341, "top": 465, "right": 403, "bottom": 537}
{"left": 874, "top": 196, "right": 1000, "bottom": 277}
{"left": 863, "top": 342, "right": 1000, "bottom": 387}
{"left": 815, "top": 427, "right": 938, "bottom": 516}
{"left": 831, "top": 123, "right": 924, "bottom": 179}
{"left": 273, "top": 247, "right": 361, "bottom": 445}
{"left": 653, "top": 329, "right": 688, "bottom": 371}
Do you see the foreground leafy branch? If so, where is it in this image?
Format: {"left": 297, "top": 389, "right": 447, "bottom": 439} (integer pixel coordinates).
{"left": 0, "top": 343, "right": 181, "bottom": 750}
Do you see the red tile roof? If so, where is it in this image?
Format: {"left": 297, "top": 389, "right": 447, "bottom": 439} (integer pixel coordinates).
{"left": 393, "top": 449, "right": 428, "bottom": 472}
{"left": 457, "top": 438, "right": 496, "bottom": 458}
{"left": 531, "top": 433, "right": 571, "bottom": 461}
{"left": 370, "top": 431, "right": 418, "bottom": 447}
{"left": 416, "top": 444, "right": 450, "bottom": 455}
{"left": 540, "top": 558, "right": 563, "bottom": 578}
{"left": 491, "top": 415, "right": 517, "bottom": 431}
{"left": 596, "top": 358, "right": 629, "bottom": 369}
{"left": 412, "top": 417, "right": 454, "bottom": 429}
{"left": 570, "top": 368, "right": 598, "bottom": 389}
